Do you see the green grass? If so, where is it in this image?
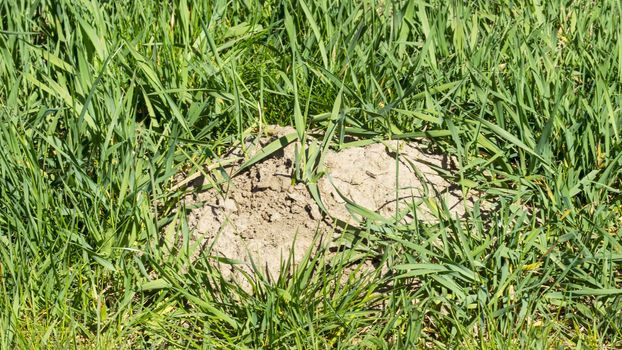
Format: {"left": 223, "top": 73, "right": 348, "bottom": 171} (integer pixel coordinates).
{"left": 1, "top": 0, "right": 621, "bottom": 348}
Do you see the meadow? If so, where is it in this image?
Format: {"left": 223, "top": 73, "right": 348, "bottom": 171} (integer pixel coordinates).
{"left": 0, "top": 0, "right": 621, "bottom": 348}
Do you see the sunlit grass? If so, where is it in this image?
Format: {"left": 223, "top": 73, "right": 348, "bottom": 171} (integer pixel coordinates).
{"left": 0, "top": 0, "right": 621, "bottom": 348}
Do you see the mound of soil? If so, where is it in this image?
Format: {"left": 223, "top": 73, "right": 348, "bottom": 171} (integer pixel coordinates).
{"left": 178, "top": 126, "right": 480, "bottom": 286}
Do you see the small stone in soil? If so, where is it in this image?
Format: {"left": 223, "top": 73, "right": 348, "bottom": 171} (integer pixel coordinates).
{"left": 268, "top": 212, "right": 283, "bottom": 222}
{"left": 219, "top": 198, "right": 238, "bottom": 212}
{"left": 306, "top": 203, "right": 322, "bottom": 220}
{"left": 286, "top": 192, "right": 305, "bottom": 203}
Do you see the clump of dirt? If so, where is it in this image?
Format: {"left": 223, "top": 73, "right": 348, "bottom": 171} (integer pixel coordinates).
{"left": 178, "top": 126, "right": 482, "bottom": 287}
{"left": 318, "top": 141, "right": 468, "bottom": 224}
{"left": 185, "top": 153, "right": 333, "bottom": 285}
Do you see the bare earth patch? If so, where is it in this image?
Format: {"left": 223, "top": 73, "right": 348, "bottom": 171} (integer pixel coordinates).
{"left": 177, "top": 126, "right": 483, "bottom": 286}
